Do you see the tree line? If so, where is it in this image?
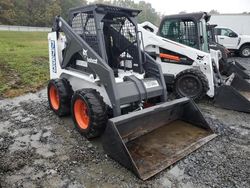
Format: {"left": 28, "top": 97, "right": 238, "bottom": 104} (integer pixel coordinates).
{"left": 0, "top": 0, "right": 161, "bottom": 27}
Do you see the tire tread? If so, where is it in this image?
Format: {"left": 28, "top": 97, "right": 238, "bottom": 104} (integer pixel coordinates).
{"left": 72, "top": 88, "right": 108, "bottom": 139}
{"left": 174, "top": 69, "right": 209, "bottom": 100}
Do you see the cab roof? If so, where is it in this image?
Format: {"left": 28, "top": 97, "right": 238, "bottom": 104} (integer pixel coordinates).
{"left": 69, "top": 4, "right": 141, "bottom": 17}
{"left": 162, "top": 12, "right": 211, "bottom": 23}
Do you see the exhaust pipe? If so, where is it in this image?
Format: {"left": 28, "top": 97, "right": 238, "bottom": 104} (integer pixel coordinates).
{"left": 102, "top": 98, "right": 216, "bottom": 180}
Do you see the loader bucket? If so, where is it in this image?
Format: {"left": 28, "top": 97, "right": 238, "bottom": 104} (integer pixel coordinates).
{"left": 223, "top": 61, "right": 250, "bottom": 79}
{"left": 230, "top": 73, "right": 250, "bottom": 92}
{"left": 214, "top": 85, "right": 250, "bottom": 113}
{"left": 102, "top": 98, "right": 216, "bottom": 180}
{"left": 234, "top": 61, "right": 247, "bottom": 70}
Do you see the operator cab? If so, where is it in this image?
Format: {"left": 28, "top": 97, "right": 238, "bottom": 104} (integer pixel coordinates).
{"left": 158, "top": 12, "right": 211, "bottom": 52}
{"left": 68, "top": 4, "right": 144, "bottom": 78}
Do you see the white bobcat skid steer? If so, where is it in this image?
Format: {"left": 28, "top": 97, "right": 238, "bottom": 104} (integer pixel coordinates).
{"left": 138, "top": 24, "right": 250, "bottom": 113}
{"left": 47, "top": 4, "right": 216, "bottom": 180}
{"left": 140, "top": 13, "right": 250, "bottom": 79}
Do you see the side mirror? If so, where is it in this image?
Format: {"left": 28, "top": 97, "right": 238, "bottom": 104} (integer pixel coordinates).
{"left": 229, "top": 32, "right": 238, "bottom": 38}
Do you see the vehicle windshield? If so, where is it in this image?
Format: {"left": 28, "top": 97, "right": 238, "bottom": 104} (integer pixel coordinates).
{"left": 159, "top": 19, "right": 199, "bottom": 49}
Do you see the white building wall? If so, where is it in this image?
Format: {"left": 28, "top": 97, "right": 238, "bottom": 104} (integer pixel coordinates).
{"left": 209, "top": 14, "right": 250, "bottom": 35}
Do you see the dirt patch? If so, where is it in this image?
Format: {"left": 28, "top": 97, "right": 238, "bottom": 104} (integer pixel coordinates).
{"left": 32, "top": 56, "right": 49, "bottom": 65}
{"left": 0, "top": 61, "right": 22, "bottom": 98}
{"left": 0, "top": 56, "right": 49, "bottom": 99}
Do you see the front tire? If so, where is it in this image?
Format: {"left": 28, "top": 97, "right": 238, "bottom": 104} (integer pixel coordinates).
{"left": 71, "top": 89, "right": 108, "bottom": 139}
{"left": 239, "top": 45, "right": 250, "bottom": 58}
{"left": 174, "top": 69, "right": 209, "bottom": 100}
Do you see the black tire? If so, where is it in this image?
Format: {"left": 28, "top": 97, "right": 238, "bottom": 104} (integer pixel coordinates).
{"left": 71, "top": 89, "right": 108, "bottom": 139}
{"left": 174, "top": 69, "right": 209, "bottom": 100}
{"left": 239, "top": 45, "right": 250, "bottom": 58}
{"left": 47, "top": 78, "right": 73, "bottom": 116}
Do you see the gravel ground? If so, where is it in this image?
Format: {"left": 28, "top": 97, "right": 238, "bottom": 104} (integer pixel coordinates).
{"left": 0, "top": 57, "right": 249, "bottom": 188}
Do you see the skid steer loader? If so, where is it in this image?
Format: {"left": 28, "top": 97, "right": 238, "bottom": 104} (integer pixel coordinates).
{"left": 138, "top": 19, "right": 250, "bottom": 113}
{"left": 156, "top": 12, "right": 250, "bottom": 79}
{"left": 47, "top": 4, "right": 216, "bottom": 180}
{"left": 159, "top": 12, "right": 250, "bottom": 79}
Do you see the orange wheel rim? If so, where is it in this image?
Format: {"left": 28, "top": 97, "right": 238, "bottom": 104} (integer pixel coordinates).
{"left": 74, "top": 99, "right": 90, "bottom": 129}
{"left": 49, "top": 85, "right": 60, "bottom": 110}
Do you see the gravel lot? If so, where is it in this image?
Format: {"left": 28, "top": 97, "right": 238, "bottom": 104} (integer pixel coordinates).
{"left": 0, "top": 57, "right": 249, "bottom": 188}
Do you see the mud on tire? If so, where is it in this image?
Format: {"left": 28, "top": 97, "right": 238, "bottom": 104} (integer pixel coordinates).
{"left": 47, "top": 78, "right": 73, "bottom": 116}
{"left": 71, "top": 88, "right": 108, "bottom": 139}
{"left": 174, "top": 69, "right": 209, "bottom": 100}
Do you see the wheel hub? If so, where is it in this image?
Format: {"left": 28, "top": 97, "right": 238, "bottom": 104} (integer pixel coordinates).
{"left": 242, "top": 48, "right": 250, "bottom": 57}
{"left": 177, "top": 75, "right": 202, "bottom": 98}
{"left": 74, "top": 99, "right": 90, "bottom": 129}
{"left": 49, "top": 85, "right": 60, "bottom": 110}
{"left": 187, "top": 80, "right": 195, "bottom": 88}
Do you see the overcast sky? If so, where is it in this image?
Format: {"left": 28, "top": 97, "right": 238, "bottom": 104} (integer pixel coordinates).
{"left": 133, "top": 0, "right": 250, "bottom": 15}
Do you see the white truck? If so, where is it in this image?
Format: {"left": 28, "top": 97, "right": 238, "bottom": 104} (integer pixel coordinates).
{"left": 214, "top": 27, "right": 250, "bottom": 57}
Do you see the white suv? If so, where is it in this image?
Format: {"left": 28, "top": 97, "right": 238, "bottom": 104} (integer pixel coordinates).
{"left": 214, "top": 27, "right": 250, "bottom": 57}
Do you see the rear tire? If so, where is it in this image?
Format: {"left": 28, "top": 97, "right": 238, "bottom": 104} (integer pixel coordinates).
{"left": 239, "top": 45, "right": 250, "bottom": 58}
{"left": 174, "top": 69, "right": 209, "bottom": 100}
{"left": 48, "top": 79, "right": 73, "bottom": 116}
{"left": 71, "top": 89, "right": 108, "bottom": 139}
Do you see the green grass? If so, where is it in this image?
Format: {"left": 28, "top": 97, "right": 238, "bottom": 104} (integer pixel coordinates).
{"left": 0, "top": 31, "right": 49, "bottom": 98}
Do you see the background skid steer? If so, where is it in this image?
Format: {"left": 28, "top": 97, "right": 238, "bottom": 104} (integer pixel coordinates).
{"left": 155, "top": 12, "right": 250, "bottom": 80}
{"left": 138, "top": 15, "right": 250, "bottom": 113}
{"left": 47, "top": 4, "right": 216, "bottom": 180}
{"left": 140, "top": 13, "right": 250, "bottom": 79}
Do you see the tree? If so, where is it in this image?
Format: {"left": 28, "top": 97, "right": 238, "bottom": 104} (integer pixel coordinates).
{"left": 179, "top": 11, "right": 187, "bottom": 14}
{"left": 59, "top": 0, "right": 87, "bottom": 19}
{"left": 0, "top": 0, "right": 160, "bottom": 26}
{"left": 0, "top": 0, "right": 16, "bottom": 24}
{"left": 209, "top": 9, "right": 220, "bottom": 15}
{"left": 137, "top": 0, "right": 160, "bottom": 25}
{"left": 45, "top": 1, "right": 62, "bottom": 26}
{"left": 0, "top": 0, "right": 87, "bottom": 26}
{"left": 93, "top": 0, "right": 161, "bottom": 25}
